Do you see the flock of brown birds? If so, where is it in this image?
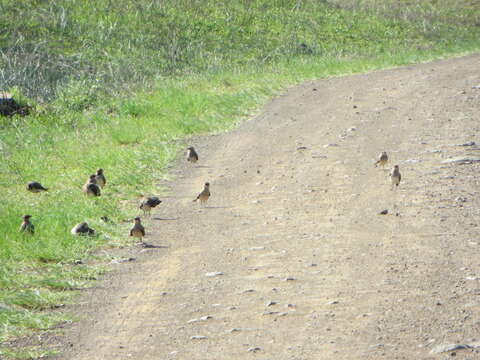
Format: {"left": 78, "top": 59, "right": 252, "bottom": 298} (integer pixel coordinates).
{"left": 20, "top": 146, "right": 399, "bottom": 240}
{"left": 374, "top": 151, "right": 402, "bottom": 188}
{"left": 20, "top": 146, "right": 209, "bottom": 245}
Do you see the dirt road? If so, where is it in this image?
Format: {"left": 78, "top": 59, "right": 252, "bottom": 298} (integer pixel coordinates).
{"left": 55, "top": 54, "right": 480, "bottom": 359}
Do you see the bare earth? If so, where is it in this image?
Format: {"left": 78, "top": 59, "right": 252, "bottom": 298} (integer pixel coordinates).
{"left": 54, "top": 54, "right": 480, "bottom": 359}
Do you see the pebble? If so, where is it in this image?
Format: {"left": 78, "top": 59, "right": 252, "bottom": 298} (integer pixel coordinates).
{"left": 227, "top": 328, "right": 242, "bottom": 333}
{"left": 379, "top": 209, "right": 388, "bottom": 215}
{"left": 442, "top": 156, "right": 480, "bottom": 164}
{"left": 190, "top": 336, "right": 207, "bottom": 340}
{"left": 266, "top": 301, "right": 277, "bottom": 307}
{"left": 327, "top": 300, "right": 339, "bottom": 305}
{"left": 110, "top": 257, "right": 136, "bottom": 264}
{"left": 242, "top": 289, "right": 256, "bottom": 293}
{"left": 205, "top": 272, "right": 223, "bottom": 277}
{"left": 285, "top": 277, "right": 296, "bottom": 281}
{"left": 455, "top": 141, "right": 476, "bottom": 147}
{"left": 187, "top": 315, "right": 213, "bottom": 323}
{"left": 323, "top": 143, "right": 339, "bottom": 148}
{"left": 430, "top": 342, "right": 480, "bottom": 354}
{"left": 263, "top": 311, "right": 279, "bottom": 316}
{"left": 247, "top": 347, "right": 261, "bottom": 353}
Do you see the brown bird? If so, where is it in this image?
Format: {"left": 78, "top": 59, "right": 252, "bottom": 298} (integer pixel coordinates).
{"left": 374, "top": 151, "right": 388, "bottom": 168}
{"left": 83, "top": 174, "right": 101, "bottom": 196}
{"left": 71, "top": 221, "right": 95, "bottom": 236}
{"left": 20, "top": 214, "right": 34, "bottom": 235}
{"left": 390, "top": 165, "right": 401, "bottom": 189}
{"left": 95, "top": 168, "right": 106, "bottom": 188}
{"left": 194, "top": 182, "right": 210, "bottom": 204}
{"left": 130, "top": 217, "right": 145, "bottom": 241}
{"left": 187, "top": 146, "right": 199, "bottom": 163}
{"left": 27, "top": 181, "right": 48, "bottom": 193}
{"left": 140, "top": 197, "right": 162, "bottom": 216}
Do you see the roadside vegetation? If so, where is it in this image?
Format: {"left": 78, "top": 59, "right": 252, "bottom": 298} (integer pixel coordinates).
{"left": 1, "top": 0, "right": 479, "bottom": 357}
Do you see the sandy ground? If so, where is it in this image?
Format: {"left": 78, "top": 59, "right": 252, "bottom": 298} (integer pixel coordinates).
{"left": 51, "top": 54, "right": 480, "bottom": 359}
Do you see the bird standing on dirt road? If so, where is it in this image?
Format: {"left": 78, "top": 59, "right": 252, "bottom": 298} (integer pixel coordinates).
{"left": 27, "top": 181, "right": 48, "bottom": 193}
{"left": 390, "top": 165, "right": 401, "bottom": 189}
{"left": 194, "top": 182, "right": 210, "bottom": 204}
{"left": 95, "top": 168, "right": 106, "bottom": 188}
{"left": 140, "top": 196, "right": 162, "bottom": 216}
{"left": 83, "top": 174, "right": 101, "bottom": 196}
{"left": 20, "top": 214, "right": 34, "bottom": 235}
{"left": 375, "top": 151, "right": 388, "bottom": 168}
{"left": 130, "top": 217, "right": 145, "bottom": 241}
{"left": 71, "top": 221, "right": 95, "bottom": 236}
{"left": 187, "top": 146, "right": 199, "bottom": 163}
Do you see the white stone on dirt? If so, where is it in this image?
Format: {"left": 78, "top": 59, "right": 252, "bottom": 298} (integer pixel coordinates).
{"left": 190, "top": 335, "right": 207, "bottom": 340}
{"left": 205, "top": 272, "right": 223, "bottom": 277}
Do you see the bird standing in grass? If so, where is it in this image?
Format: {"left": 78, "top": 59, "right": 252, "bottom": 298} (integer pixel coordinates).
{"left": 130, "top": 217, "right": 145, "bottom": 241}
{"left": 27, "top": 181, "right": 48, "bottom": 193}
{"left": 95, "top": 168, "right": 106, "bottom": 188}
{"left": 71, "top": 222, "right": 95, "bottom": 236}
{"left": 375, "top": 151, "right": 388, "bottom": 168}
{"left": 140, "top": 197, "right": 162, "bottom": 216}
{"left": 390, "top": 165, "right": 401, "bottom": 189}
{"left": 83, "top": 174, "right": 101, "bottom": 196}
{"left": 20, "top": 215, "right": 34, "bottom": 235}
{"left": 187, "top": 146, "right": 199, "bottom": 163}
{"left": 194, "top": 182, "right": 210, "bottom": 204}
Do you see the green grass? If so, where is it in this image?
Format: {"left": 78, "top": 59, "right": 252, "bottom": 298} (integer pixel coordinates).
{"left": 1, "top": 0, "right": 479, "bottom": 358}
